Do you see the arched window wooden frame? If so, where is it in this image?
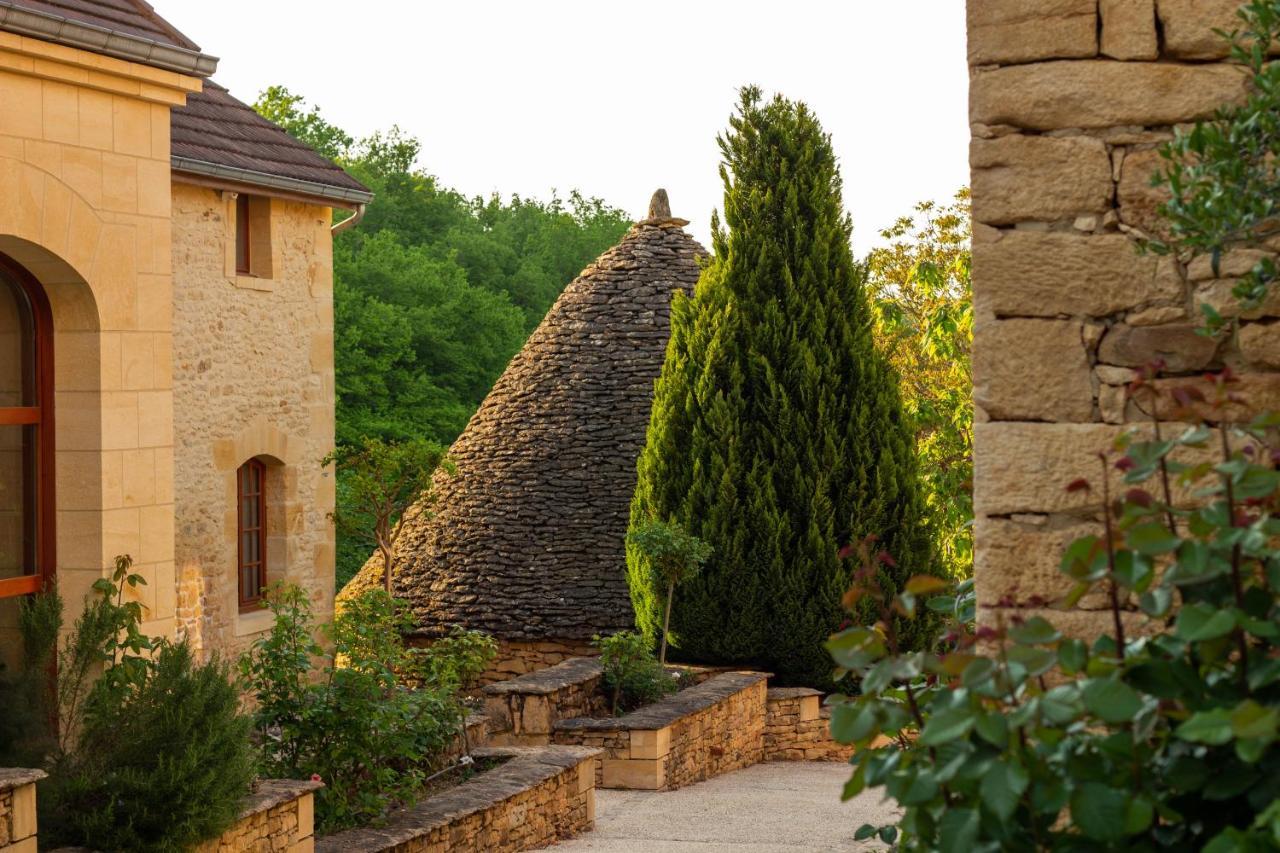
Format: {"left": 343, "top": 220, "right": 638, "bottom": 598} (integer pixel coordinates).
{"left": 237, "top": 458, "right": 267, "bottom": 611}
{"left": 0, "top": 253, "right": 55, "bottom": 599}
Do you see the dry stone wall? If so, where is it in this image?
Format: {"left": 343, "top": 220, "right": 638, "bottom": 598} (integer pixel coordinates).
{"left": 967, "top": 0, "right": 1272, "bottom": 630}
{"left": 194, "top": 780, "right": 319, "bottom": 853}
{"left": 763, "top": 688, "right": 852, "bottom": 762}
{"left": 482, "top": 657, "right": 608, "bottom": 745}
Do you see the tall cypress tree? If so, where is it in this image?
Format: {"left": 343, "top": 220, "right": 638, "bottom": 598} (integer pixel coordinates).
{"left": 628, "top": 87, "right": 932, "bottom": 686}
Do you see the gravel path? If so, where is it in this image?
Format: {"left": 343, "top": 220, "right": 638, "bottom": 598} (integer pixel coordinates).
{"left": 554, "top": 761, "right": 900, "bottom": 851}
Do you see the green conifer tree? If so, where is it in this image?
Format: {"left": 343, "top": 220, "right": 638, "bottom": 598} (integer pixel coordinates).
{"left": 628, "top": 87, "right": 932, "bottom": 686}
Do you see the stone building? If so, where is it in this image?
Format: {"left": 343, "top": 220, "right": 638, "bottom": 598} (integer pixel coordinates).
{"left": 967, "top": 1, "right": 1262, "bottom": 633}
{"left": 341, "top": 192, "right": 705, "bottom": 679}
{"left": 0, "top": 0, "right": 370, "bottom": 664}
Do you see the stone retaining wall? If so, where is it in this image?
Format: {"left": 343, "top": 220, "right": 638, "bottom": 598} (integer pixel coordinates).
{"left": 482, "top": 657, "right": 608, "bottom": 745}
{"left": 315, "top": 745, "right": 599, "bottom": 853}
{"left": 552, "top": 672, "right": 769, "bottom": 791}
{"left": 967, "top": 0, "right": 1270, "bottom": 634}
{"left": 0, "top": 769, "right": 43, "bottom": 853}
{"left": 195, "top": 779, "right": 320, "bottom": 853}
{"left": 764, "top": 688, "right": 852, "bottom": 762}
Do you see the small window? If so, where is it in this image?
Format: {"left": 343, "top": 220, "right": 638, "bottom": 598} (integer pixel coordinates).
{"left": 232, "top": 194, "right": 273, "bottom": 279}
{"left": 237, "top": 458, "right": 267, "bottom": 611}
{"left": 235, "top": 194, "right": 251, "bottom": 275}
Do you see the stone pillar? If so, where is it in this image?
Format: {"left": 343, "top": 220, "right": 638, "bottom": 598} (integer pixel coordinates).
{"left": 0, "top": 769, "right": 45, "bottom": 852}
{"left": 967, "top": 0, "right": 1265, "bottom": 633}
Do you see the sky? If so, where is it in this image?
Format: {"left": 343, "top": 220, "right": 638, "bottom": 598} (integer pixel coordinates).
{"left": 164, "top": 1, "right": 969, "bottom": 255}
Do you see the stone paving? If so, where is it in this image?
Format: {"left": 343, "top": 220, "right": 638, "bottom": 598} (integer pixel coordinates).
{"left": 555, "top": 761, "right": 899, "bottom": 851}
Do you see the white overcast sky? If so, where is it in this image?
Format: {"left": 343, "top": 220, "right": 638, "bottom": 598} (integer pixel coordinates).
{"left": 164, "top": 1, "right": 969, "bottom": 255}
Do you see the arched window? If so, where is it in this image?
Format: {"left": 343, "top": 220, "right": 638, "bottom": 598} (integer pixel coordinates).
{"left": 0, "top": 253, "right": 54, "bottom": 599}
{"left": 237, "top": 458, "right": 267, "bottom": 610}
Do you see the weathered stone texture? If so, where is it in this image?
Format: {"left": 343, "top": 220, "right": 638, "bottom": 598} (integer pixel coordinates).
{"left": 974, "top": 516, "right": 1105, "bottom": 608}
{"left": 974, "top": 231, "right": 1181, "bottom": 318}
{"left": 764, "top": 688, "right": 853, "bottom": 762}
{"left": 553, "top": 672, "right": 769, "bottom": 791}
{"left": 316, "top": 746, "right": 599, "bottom": 853}
{"left": 1239, "top": 323, "right": 1280, "bottom": 369}
{"left": 194, "top": 780, "right": 319, "bottom": 853}
{"left": 1157, "top": 0, "right": 1253, "bottom": 58}
{"left": 171, "top": 184, "right": 336, "bottom": 660}
{"left": 1116, "top": 148, "right": 1171, "bottom": 236}
{"left": 973, "top": 319, "right": 1094, "bottom": 421}
{"left": 971, "top": 61, "right": 1247, "bottom": 130}
{"left": 1101, "top": 0, "right": 1159, "bottom": 59}
{"left": 341, "top": 216, "right": 706, "bottom": 643}
{"left": 971, "top": 135, "right": 1113, "bottom": 225}
{"left": 967, "top": 0, "right": 1098, "bottom": 65}
{"left": 1097, "top": 323, "right": 1220, "bottom": 371}
{"left": 0, "top": 771, "right": 42, "bottom": 852}
{"left": 483, "top": 657, "right": 608, "bottom": 745}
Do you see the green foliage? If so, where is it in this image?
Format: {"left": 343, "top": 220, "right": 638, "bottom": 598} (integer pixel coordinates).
{"left": 1148, "top": 1, "right": 1280, "bottom": 331}
{"left": 594, "top": 631, "right": 676, "bottom": 715}
{"left": 413, "top": 626, "right": 498, "bottom": 693}
{"left": 866, "top": 191, "right": 973, "bottom": 578}
{"left": 252, "top": 87, "right": 632, "bottom": 588}
{"left": 3, "top": 556, "right": 256, "bottom": 852}
{"left": 629, "top": 86, "right": 932, "bottom": 686}
{"left": 240, "top": 585, "right": 473, "bottom": 833}
{"left": 830, "top": 394, "right": 1280, "bottom": 849}
{"left": 324, "top": 437, "right": 450, "bottom": 592}
{"left": 46, "top": 643, "right": 254, "bottom": 853}
{"left": 627, "top": 520, "right": 712, "bottom": 664}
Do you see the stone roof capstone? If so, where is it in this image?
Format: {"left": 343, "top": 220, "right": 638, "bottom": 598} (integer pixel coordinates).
{"left": 340, "top": 191, "right": 706, "bottom": 641}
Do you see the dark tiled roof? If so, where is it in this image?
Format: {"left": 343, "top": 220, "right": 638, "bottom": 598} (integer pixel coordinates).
{"left": 340, "top": 211, "right": 707, "bottom": 641}
{"left": 171, "top": 81, "right": 372, "bottom": 204}
{"left": 5, "top": 0, "right": 197, "bottom": 49}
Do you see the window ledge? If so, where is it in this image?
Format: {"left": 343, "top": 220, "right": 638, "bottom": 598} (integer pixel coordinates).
{"left": 234, "top": 274, "right": 274, "bottom": 292}
{"left": 235, "top": 606, "right": 274, "bottom": 637}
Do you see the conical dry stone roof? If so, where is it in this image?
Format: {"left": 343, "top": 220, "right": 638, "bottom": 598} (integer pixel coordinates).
{"left": 341, "top": 191, "right": 706, "bottom": 642}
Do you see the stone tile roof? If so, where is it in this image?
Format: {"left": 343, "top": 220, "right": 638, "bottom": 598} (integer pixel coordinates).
{"left": 341, "top": 193, "right": 706, "bottom": 641}
{"left": 6, "top": 0, "right": 198, "bottom": 48}
{"left": 171, "top": 81, "right": 372, "bottom": 204}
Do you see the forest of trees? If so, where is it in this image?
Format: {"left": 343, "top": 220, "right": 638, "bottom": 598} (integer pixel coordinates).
{"left": 253, "top": 88, "right": 633, "bottom": 584}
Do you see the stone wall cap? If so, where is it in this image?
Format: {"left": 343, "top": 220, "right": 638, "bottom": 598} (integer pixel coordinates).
{"left": 241, "top": 778, "right": 323, "bottom": 818}
{"left": 481, "top": 656, "right": 603, "bottom": 695}
{"left": 766, "top": 687, "right": 823, "bottom": 701}
{"left": 555, "top": 671, "right": 771, "bottom": 732}
{"left": 316, "top": 745, "right": 599, "bottom": 852}
{"left": 0, "top": 766, "right": 46, "bottom": 789}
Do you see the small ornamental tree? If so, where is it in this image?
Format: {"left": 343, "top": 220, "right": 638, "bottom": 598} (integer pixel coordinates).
{"left": 629, "top": 86, "right": 931, "bottom": 685}
{"left": 626, "top": 520, "right": 712, "bottom": 664}
{"left": 325, "top": 437, "right": 450, "bottom": 593}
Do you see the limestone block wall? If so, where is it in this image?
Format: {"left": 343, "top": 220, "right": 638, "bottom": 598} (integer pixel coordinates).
{"left": 763, "top": 688, "right": 852, "bottom": 762}
{"left": 480, "top": 638, "right": 599, "bottom": 684}
{"left": 482, "top": 657, "right": 608, "bottom": 746}
{"left": 194, "top": 780, "right": 319, "bottom": 853}
{"left": 0, "top": 34, "right": 201, "bottom": 658}
{"left": 967, "top": 0, "right": 1273, "bottom": 632}
{"left": 171, "top": 182, "right": 336, "bottom": 658}
{"left": 0, "top": 770, "right": 43, "bottom": 853}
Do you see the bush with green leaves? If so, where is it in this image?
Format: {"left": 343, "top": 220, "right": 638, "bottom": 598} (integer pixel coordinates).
{"left": 626, "top": 520, "right": 712, "bottom": 664}
{"left": 240, "top": 584, "right": 478, "bottom": 833}
{"left": 594, "top": 631, "right": 676, "bottom": 715}
{"left": 829, "top": 386, "right": 1280, "bottom": 850}
{"left": 412, "top": 625, "right": 498, "bottom": 692}
{"left": 0, "top": 555, "right": 254, "bottom": 852}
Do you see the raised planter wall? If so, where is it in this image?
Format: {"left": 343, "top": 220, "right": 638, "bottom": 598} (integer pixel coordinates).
{"left": 764, "top": 688, "right": 852, "bottom": 762}
{"left": 0, "top": 769, "right": 44, "bottom": 853}
{"left": 482, "top": 657, "right": 607, "bottom": 745}
{"left": 315, "top": 745, "right": 599, "bottom": 853}
{"left": 195, "top": 779, "right": 321, "bottom": 853}
{"left": 552, "top": 671, "right": 770, "bottom": 791}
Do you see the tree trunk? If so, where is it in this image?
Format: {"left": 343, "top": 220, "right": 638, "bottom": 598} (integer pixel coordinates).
{"left": 660, "top": 578, "right": 675, "bottom": 665}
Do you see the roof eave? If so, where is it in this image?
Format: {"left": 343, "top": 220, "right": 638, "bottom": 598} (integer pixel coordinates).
{"left": 172, "top": 155, "right": 374, "bottom": 208}
{"left": 0, "top": 1, "right": 218, "bottom": 76}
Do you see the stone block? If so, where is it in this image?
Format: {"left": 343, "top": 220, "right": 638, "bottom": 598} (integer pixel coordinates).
{"left": 967, "top": 0, "right": 1097, "bottom": 65}
{"left": 1239, "top": 322, "right": 1280, "bottom": 369}
{"left": 1195, "top": 279, "right": 1280, "bottom": 320}
{"left": 798, "top": 695, "right": 820, "bottom": 723}
{"left": 10, "top": 782, "right": 35, "bottom": 840}
{"left": 974, "top": 516, "right": 1105, "bottom": 607}
{"left": 297, "top": 792, "right": 314, "bottom": 839}
{"left": 629, "top": 727, "right": 671, "bottom": 760}
{"left": 978, "top": 606, "right": 1154, "bottom": 643}
{"left": 974, "top": 318, "right": 1094, "bottom": 421}
{"left": 1, "top": 837, "right": 37, "bottom": 853}
{"left": 1116, "top": 149, "right": 1169, "bottom": 237}
{"left": 971, "top": 135, "right": 1113, "bottom": 225}
{"left": 1097, "top": 324, "right": 1219, "bottom": 372}
{"left": 520, "top": 695, "right": 552, "bottom": 735}
{"left": 975, "top": 231, "right": 1181, "bottom": 318}
{"left": 602, "top": 758, "right": 665, "bottom": 790}
{"left": 1101, "top": 0, "right": 1159, "bottom": 59}
{"left": 1157, "top": 0, "right": 1252, "bottom": 59}
{"left": 971, "top": 61, "right": 1248, "bottom": 130}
